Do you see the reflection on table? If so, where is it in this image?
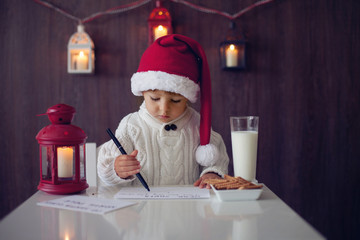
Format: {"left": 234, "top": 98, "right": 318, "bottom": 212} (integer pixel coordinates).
{"left": 0, "top": 185, "right": 325, "bottom": 240}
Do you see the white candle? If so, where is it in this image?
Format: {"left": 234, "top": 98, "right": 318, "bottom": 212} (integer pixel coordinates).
{"left": 154, "top": 25, "right": 168, "bottom": 40}
{"left": 76, "top": 51, "right": 88, "bottom": 70}
{"left": 57, "top": 147, "right": 73, "bottom": 178}
{"left": 225, "top": 44, "right": 238, "bottom": 67}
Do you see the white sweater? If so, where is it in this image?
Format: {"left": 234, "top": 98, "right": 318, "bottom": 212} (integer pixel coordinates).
{"left": 97, "top": 102, "right": 229, "bottom": 187}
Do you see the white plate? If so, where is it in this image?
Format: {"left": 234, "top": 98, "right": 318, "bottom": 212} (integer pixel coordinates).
{"left": 211, "top": 185, "right": 263, "bottom": 201}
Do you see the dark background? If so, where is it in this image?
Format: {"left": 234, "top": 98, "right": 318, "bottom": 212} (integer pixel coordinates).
{"left": 1, "top": 0, "right": 359, "bottom": 239}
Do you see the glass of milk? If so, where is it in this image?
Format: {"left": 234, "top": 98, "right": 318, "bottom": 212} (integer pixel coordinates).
{"left": 230, "top": 116, "right": 259, "bottom": 182}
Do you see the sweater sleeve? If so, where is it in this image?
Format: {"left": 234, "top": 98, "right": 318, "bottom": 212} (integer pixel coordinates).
{"left": 97, "top": 115, "right": 136, "bottom": 186}
{"left": 199, "top": 129, "right": 229, "bottom": 178}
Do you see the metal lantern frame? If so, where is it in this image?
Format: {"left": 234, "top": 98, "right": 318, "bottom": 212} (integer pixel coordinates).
{"left": 148, "top": 0, "right": 172, "bottom": 45}
{"left": 220, "top": 39, "right": 246, "bottom": 70}
{"left": 36, "top": 104, "right": 88, "bottom": 194}
{"left": 68, "top": 25, "right": 95, "bottom": 74}
{"left": 220, "top": 22, "right": 247, "bottom": 70}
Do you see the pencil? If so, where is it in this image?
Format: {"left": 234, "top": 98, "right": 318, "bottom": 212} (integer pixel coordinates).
{"left": 106, "top": 128, "right": 150, "bottom": 192}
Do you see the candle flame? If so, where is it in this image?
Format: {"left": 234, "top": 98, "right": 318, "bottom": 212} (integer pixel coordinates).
{"left": 229, "top": 44, "right": 235, "bottom": 51}
{"left": 64, "top": 233, "right": 70, "bottom": 240}
{"left": 154, "top": 25, "right": 168, "bottom": 40}
{"left": 79, "top": 51, "right": 85, "bottom": 57}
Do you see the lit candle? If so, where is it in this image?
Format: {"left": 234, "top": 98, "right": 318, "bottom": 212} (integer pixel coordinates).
{"left": 154, "top": 25, "right": 168, "bottom": 40}
{"left": 76, "top": 51, "right": 88, "bottom": 70}
{"left": 226, "top": 44, "right": 238, "bottom": 67}
{"left": 57, "top": 147, "right": 73, "bottom": 178}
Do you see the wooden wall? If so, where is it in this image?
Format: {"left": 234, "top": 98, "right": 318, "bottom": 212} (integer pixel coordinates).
{"left": 1, "top": 0, "right": 359, "bottom": 239}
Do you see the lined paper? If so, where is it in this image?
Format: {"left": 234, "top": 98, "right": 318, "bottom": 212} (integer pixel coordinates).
{"left": 37, "top": 195, "right": 136, "bottom": 214}
{"left": 115, "top": 186, "right": 210, "bottom": 199}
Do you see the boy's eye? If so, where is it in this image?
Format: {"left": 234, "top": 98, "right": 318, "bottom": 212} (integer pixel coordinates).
{"left": 150, "top": 97, "right": 160, "bottom": 101}
{"left": 171, "top": 99, "right": 181, "bottom": 103}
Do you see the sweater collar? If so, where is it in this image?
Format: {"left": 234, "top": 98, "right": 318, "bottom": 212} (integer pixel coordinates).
{"left": 139, "top": 101, "right": 193, "bottom": 130}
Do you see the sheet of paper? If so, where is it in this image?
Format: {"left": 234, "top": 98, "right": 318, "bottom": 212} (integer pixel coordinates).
{"left": 115, "top": 186, "right": 210, "bottom": 199}
{"left": 37, "top": 195, "right": 136, "bottom": 214}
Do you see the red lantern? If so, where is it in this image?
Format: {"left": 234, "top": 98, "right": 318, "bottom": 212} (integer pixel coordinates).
{"left": 36, "top": 104, "right": 88, "bottom": 194}
{"left": 148, "top": 0, "right": 172, "bottom": 45}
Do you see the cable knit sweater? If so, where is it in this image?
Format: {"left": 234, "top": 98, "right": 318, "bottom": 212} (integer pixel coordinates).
{"left": 97, "top": 102, "right": 229, "bottom": 187}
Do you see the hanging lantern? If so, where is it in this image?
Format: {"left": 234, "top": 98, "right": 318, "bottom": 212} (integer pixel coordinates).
{"left": 36, "top": 104, "right": 88, "bottom": 194}
{"left": 68, "top": 25, "right": 95, "bottom": 74}
{"left": 148, "top": 0, "right": 172, "bottom": 44}
{"left": 220, "top": 22, "right": 246, "bottom": 70}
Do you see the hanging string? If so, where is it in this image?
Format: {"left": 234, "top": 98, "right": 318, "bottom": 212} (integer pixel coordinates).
{"left": 32, "top": 0, "right": 81, "bottom": 22}
{"left": 170, "top": 0, "right": 274, "bottom": 20}
{"left": 33, "top": 0, "right": 274, "bottom": 24}
{"left": 32, "top": 0, "right": 152, "bottom": 24}
{"left": 82, "top": 0, "right": 152, "bottom": 24}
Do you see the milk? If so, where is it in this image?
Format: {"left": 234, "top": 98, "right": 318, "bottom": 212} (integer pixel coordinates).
{"left": 231, "top": 131, "right": 258, "bottom": 182}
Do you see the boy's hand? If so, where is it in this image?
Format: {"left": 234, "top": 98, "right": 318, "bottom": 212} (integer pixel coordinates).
{"left": 193, "top": 172, "right": 221, "bottom": 189}
{"left": 114, "top": 150, "right": 140, "bottom": 179}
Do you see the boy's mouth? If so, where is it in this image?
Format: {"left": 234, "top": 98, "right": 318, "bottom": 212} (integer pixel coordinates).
{"left": 158, "top": 115, "right": 171, "bottom": 122}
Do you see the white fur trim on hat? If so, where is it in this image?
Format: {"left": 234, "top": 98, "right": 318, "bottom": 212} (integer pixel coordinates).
{"left": 195, "top": 143, "right": 219, "bottom": 167}
{"left": 131, "top": 71, "right": 200, "bottom": 103}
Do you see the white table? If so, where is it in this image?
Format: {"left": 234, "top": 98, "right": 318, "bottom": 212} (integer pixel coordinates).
{"left": 0, "top": 185, "right": 325, "bottom": 240}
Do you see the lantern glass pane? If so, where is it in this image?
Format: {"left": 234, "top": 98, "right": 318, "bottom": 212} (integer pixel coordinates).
{"left": 237, "top": 44, "right": 245, "bottom": 68}
{"left": 153, "top": 25, "right": 168, "bottom": 41}
{"left": 41, "top": 146, "right": 53, "bottom": 181}
{"left": 70, "top": 49, "right": 90, "bottom": 71}
{"left": 220, "top": 41, "right": 246, "bottom": 70}
{"left": 80, "top": 144, "right": 85, "bottom": 179}
{"left": 57, "top": 146, "right": 75, "bottom": 180}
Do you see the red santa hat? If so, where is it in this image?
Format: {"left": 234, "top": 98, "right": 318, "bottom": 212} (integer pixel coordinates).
{"left": 131, "top": 34, "right": 218, "bottom": 167}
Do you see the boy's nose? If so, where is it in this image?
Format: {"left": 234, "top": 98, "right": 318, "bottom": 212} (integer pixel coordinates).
{"left": 159, "top": 100, "right": 169, "bottom": 113}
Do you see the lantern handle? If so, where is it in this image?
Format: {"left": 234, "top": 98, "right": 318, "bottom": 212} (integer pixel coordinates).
{"left": 156, "top": 0, "right": 162, "bottom": 8}
{"left": 77, "top": 24, "right": 85, "bottom": 32}
{"left": 229, "top": 21, "right": 235, "bottom": 30}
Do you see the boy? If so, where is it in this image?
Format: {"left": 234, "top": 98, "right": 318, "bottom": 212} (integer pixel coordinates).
{"left": 97, "top": 34, "right": 229, "bottom": 188}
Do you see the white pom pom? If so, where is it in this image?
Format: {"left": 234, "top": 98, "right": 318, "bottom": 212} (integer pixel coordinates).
{"left": 195, "top": 144, "right": 219, "bottom": 167}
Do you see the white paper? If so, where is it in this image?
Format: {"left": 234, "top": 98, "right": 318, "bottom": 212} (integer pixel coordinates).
{"left": 115, "top": 186, "right": 210, "bottom": 199}
{"left": 37, "top": 195, "right": 136, "bottom": 214}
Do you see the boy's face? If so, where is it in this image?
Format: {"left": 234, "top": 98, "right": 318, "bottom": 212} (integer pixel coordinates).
{"left": 143, "top": 90, "right": 188, "bottom": 123}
